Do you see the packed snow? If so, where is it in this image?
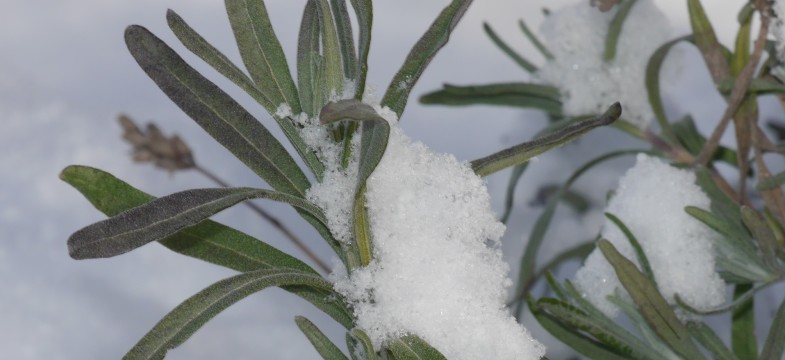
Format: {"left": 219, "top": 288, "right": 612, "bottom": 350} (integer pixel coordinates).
{"left": 305, "top": 101, "right": 544, "bottom": 359}
{"left": 573, "top": 154, "right": 725, "bottom": 318}
{"left": 536, "top": 0, "right": 674, "bottom": 129}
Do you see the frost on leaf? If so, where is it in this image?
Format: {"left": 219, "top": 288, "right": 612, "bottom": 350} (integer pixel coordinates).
{"left": 331, "top": 105, "right": 545, "bottom": 360}
{"left": 573, "top": 154, "right": 725, "bottom": 318}
{"left": 536, "top": 0, "right": 674, "bottom": 129}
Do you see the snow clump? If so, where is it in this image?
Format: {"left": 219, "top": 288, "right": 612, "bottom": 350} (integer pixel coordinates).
{"left": 573, "top": 154, "right": 725, "bottom": 318}
{"left": 327, "top": 105, "right": 545, "bottom": 359}
{"left": 536, "top": 0, "right": 673, "bottom": 129}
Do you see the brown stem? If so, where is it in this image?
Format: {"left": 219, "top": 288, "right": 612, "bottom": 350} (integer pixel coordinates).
{"left": 193, "top": 164, "right": 330, "bottom": 273}
{"left": 693, "top": 2, "right": 770, "bottom": 167}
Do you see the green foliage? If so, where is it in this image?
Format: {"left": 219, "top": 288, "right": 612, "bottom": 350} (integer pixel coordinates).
{"left": 64, "top": 0, "right": 785, "bottom": 358}
{"left": 64, "top": 0, "right": 621, "bottom": 358}
{"left": 125, "top": 268, "right": 347, "bottom": 359}
{"left": 420, "top": 1, "right": 785, "bottom": 358}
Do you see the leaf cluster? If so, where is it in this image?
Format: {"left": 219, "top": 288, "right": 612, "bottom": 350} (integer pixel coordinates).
{"left": 62, "top": 0, "right": 623, "bottom": 358}
{"left": 419, "top": 0, "right": 785, "bottom": 358}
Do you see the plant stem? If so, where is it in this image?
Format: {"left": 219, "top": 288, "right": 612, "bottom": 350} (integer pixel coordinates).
{"left": 193, "top": 164, "right": 330, "bottom": 273}
{"left": 693, "top": 0, "right": 770, "bottom": 167}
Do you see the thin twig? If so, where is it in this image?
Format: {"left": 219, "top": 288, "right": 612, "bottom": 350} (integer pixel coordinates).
{"left": 693, "top": 1, "right": 770, "bottom": 167}
{"left": 193, "top": 164, "right": 331, "bottom": 273}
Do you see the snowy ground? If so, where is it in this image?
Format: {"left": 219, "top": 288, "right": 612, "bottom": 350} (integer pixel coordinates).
{"left": 2, "top": 0, "right": 775, "bottom": 359}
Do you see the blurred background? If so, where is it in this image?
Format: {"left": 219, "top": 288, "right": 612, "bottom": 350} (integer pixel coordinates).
{"left": 2, "top": 0, "right": 776, "bottom": 358}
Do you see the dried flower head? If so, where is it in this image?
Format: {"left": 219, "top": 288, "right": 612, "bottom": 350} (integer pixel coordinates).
{"left": 118, "top": 115, "right": 194, "bottom": 172}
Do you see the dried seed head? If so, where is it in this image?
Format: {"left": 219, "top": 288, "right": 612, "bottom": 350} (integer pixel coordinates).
{"left": 590, "top": 0, "right": 620, "bottom": 12}
{"left": 118, "top": 114, "right": 195, "bottom": 172}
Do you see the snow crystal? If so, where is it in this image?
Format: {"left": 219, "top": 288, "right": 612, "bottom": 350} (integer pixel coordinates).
{"left": 333, "top": 106, "right": 545, "bottom": 359}
{"left": 573, "top": 154, "right": 725, "bottom": 318}
{"left": 536, "top": 0, "right": 673, "bottom": 129}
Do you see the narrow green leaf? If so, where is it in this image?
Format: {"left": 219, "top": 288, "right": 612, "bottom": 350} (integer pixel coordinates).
{"left": 60, "top": 165, "right": 318, "bottom": 273}
{"left": 329, "top": 0, "right": 357, "bottom": 81}
{"left": 761, "top": 295, "right": 785, "bottom": 360}
{"left": 419, "top": 83, "right": 562, "bottom": 115}
{"left": 382, "top": 0, "right": 473, "bottom": 117}
{"left": 483, "top": 22, "right": 536, "bottom": 73}
{"left": 316, "top": 0, "right": 345, "bottom": 96}
{"left": 352, "top": 189, "right": 374, "bottom": 267}
{"left": 499, "top": 163, "right": 528, "bottom": 224}
{"left": 536, "top": 298, "right": 647, "bottom": 358}
{"left": 646, "top": 35, "right": 691, "bottom": 141}
{"left": 757, "top": 170, "right": 785, "bottom": 191}
{"left": 125, "top": 268, "right": 345, "bottom": 359}
{"left": 731, "top": 284, "right": 757, "bottom": 359}
{"left": 388, "top": 335, "right": 447, "bottom": 360}
{"left": 562, "top": 281, "right": 661, "bottom": 359}
{"left": 167, "top": 9, "right": 274, "bottom": 111}
{"left": 690, "top": 172, "right": 775, "bottom": 283}
{"left": 687, "top": 321, "right": 739, "bottom": 360}
{"left": 740, "top": 206, "right": 780, "bottom": 271}
{"left": 730, "top": 2, "right": 752, "bottom": 77}
{"left": 225, "top": 0, "right": 301, "bottom": 112}
{"left": 125, "top": 25, "right": 310, "bottom": 198}
{"left": 349, "top": 328, "right": 377, "bottom": 360}
{"left": 694, "top": 168, "right": 758, "bottom": 255}
{"left": 512, "top": 149, "right": 645, "bottom": 318}
{"left": 471, "top": 102, "right": 620, "bottom": 177}
{"left": 297, "top": 0, "right": 323, "bottom": 117}
{"left": 544, "top": 272, "right": 568, "bottom": 301}
{"left": 68, "top": 186, "right": 324, "bottom": 260}
{"left": 168, "top": 9, "right": 324, "bottom": 179}
{"left": 598, "top": 239, "right": 706, "bottom": 360}
{"left": 346, "top": 333, "right": 361, "bottom": 360}
{"left": 295, "top": 316, "right": 349, "bottom": 360}
{"left": 604, "top": 212, "right": 657, "bottom": 286}
{"left": 687, "top": 0, "right": 730, "bottom": 84}
{"left": 608, "top": 296, "right": 682, "bottom": 360}
{"left": 604, "top": 0, "right": 637, "bottom": 62}
{"left": 530, "top": 308, "right": 630, "bottom": 360}
{"left": 349, "top": 0, "right": 372, "bottom": 99}
{"left": 518, "top": 19, "right": 553, "bottom": 60}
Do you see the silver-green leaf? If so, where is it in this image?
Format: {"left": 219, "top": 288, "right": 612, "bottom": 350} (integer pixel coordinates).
{"left": 68, "top": 187, "right": 324, "bottom": 260}
{"left": 381, "top": 0, "right": 473, "bottom": 118}
{"left": 124, "top": 268, "right": 339, "bottom": 359}
{"left": 471, "top": 102, "right": 621, "bottom": 177}
{"left": 295, "top": 316, "right": 350, "bottom": 360}
{"left": 224, "top": 0, "right": 301, "bottom": 113}
{"left": 125, "top": 25, "right": 311, "bottom": 198}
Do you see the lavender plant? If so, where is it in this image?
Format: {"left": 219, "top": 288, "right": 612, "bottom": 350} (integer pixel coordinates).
{"left": 423, "top": 0, "right": 785, "bottom": 359}
{"left": 60, "top": 0, "right": 619, "bottom": 358}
